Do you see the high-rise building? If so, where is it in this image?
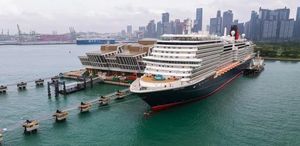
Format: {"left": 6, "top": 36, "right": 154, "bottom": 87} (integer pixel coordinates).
{"left": 127, "top": 25, "right": 132, "bottom": 35}
{"left": 174, "top": 19, "right": 183, "bottom": 34}
{"left": 146, "top": 20, "right": 156, "bottom": 38}
{"left": 249, "top": 11, "right": 260, "bottom": 40}
{"left": 183, "top": 19, "right": 193, "bottom": 34}
{"left": 156, "top": 21, "right": 163, "bottom": 37}
{"left": 237, "top": 23, "right": 245, "bottom": 35}
{"left": 162, "top": 13, "right": 170, "bottom": 23}
{"left": 259, "top": 7, "right": 293, "bottom": 41}
{"left": 295, "top": 7, "right": 300, "bottom": 38}
{"left": 194, "top": 8, "right": 203, "bottom": 32}
{"left": 223, "top": 10, "right": 234, "bottom": 35}
{"left": 279, "top": 19, "right": 294, "bottom": 40}
{"left": 162, "top": 12, "right": 170, "bottom": 34}
{"left": 209, "top": 10, "right": 222, "bottom": 36}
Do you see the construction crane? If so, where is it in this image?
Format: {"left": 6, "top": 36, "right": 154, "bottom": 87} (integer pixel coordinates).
{"left": 17, "top": 24, "right": 23, "bottom": 42}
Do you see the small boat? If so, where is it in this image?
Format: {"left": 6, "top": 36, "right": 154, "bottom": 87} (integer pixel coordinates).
{"left": 79, "top": 102, "right": 92, "bottom": 112}
{"left": 53, "top": 110, "right": 68, "bottom": 121}
{"left": 22, "top": 120, "right": 39, "bottom": 133}
{"left": 17, "top": 82, "right": 27, "bottom": 90}
{"left": 115, "top": 90, "right": 126, "bottom": 100}
{"left": 99, "top": 96, "right": 109, "bottom": 106}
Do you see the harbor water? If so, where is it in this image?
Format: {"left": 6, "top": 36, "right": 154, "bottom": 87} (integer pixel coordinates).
{"left": 1, "top": 45, "right": 300, "bottom": 146}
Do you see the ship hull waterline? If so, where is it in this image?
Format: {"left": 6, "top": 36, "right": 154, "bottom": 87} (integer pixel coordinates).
{"left": 136, "top": 60, "right": 251, "bottom": 111}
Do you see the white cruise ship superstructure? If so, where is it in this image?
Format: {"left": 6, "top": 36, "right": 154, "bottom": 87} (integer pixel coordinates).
{"left": 130, "top": 29, "right": 255, "bottom": 111}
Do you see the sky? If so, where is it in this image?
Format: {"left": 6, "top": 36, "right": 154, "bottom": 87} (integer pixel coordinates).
{"left": 0, "top": 0, "right": 299, "bottom": 34}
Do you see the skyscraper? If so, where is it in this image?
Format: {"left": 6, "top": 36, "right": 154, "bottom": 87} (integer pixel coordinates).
{"left": 156, "top": 21, "right": 163, "bottom": 37}
{"left": 162, "top": 12, "right": 170, "bottom": 34}
{"left": 162, "top": 13, "right": 170, "bottom": 23}
{"left": 259, "top": 7, "right": 294, "bottom": 41}
{"left": 146, "top": 20, "right": 156, "bottom": 38}
{"left": 295, "top": 7, "right": 300, "bottom": 38}
{"left": 223, "top": 10, "right": 233, "bottom": 35}
{"left": 194, "top": 8, "right": 203, "bottom": 32}
{"left": 209, "top": 10, "right": 223, "bottom": 36}
{"left": 127, "top": 25, "right": 132, "bottom": 35}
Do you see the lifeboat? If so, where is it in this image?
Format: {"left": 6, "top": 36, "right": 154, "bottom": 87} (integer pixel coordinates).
{"left": 99, "top": 96, "right": 109, "bottom": 106}
{"left": 79, "top": 102, "right": 92, "bottom": 112}
{"left": 53, "top": 110, "right": 68, "bottom": 121}
{"left": 22, "top": 120, "right": 39, "bottom": 133}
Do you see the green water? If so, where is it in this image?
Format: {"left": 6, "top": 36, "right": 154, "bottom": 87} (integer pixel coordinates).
{"left": 1, "top": 45, "right": 300, "bottom": 146}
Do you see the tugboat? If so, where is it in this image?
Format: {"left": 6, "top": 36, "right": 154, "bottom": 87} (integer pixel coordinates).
{"left": 79, "top": 102, "right": 92, "bottom": 112}
{"left": 115, "top": 90, "right": 126, "bottom": 100}
{"left": 53, "top": 110, "right": 68, "bottom": 122}
{"left": 0, "top": 85, "right": 7, "bottom": 94}
{"left": 244, "top": 51, "right": 265, "bottom": 76}
{"left": 22, "top": 120, "right": 39, "bottom": 133}
{"left": 99, "top": 96, "right": 109, "bottom": 106}
{"left": 17, "top": 82, "right": 27, "bottom": 90}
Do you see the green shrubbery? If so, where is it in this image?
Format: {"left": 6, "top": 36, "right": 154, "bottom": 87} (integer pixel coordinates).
{"left": 255, "top": 42, "right": 300, "bottom": 58}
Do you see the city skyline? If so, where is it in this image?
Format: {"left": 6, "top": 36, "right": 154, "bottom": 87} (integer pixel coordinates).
{"left": 0, "top": 0, "right": 299, "bottom": 34}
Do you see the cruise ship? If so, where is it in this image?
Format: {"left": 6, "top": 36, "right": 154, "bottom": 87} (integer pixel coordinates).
{"left": 130, "top": 27, "right": 255, "bottom": 111}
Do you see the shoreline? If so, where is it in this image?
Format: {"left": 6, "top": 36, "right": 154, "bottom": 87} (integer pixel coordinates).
{"left": 263, "top": 57, "right": 300, "bottom": 61}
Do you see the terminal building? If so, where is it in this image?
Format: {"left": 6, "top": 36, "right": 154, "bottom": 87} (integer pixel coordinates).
{"left": 79, "top": 39, "right": 156, "bottom": 77}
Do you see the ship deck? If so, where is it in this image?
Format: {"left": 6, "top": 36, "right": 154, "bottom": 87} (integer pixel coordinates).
{"left": 141, "top": 76, "right": 178, "bottom": 83}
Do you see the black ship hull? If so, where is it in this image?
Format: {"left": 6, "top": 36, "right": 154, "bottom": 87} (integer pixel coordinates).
{"left": 137, "top": 60, "right": 251, "bottom": 111}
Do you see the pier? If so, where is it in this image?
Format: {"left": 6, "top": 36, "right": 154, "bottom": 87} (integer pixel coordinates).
{"left": 0, "top": 88, "right": 132, "bottom": 141}
{"left": 47, "top": 77, "right": 103, "bottom": 97}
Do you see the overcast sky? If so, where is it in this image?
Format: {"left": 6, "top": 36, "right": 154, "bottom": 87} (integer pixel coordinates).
{"left": 0, "top": 0, "right": 299, "bottom": 34}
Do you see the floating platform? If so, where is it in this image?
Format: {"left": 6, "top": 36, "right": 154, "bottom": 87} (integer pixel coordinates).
{"left": 79, "top": 102, "right": 92, "bottom": 113}
{"left": 99, "top": 96, "right": 109, "bottom": 106}
{"left": 51, "top": 76, "right": 59, "bottom": 83}
{"left": 22, "top": 120, "right": 39, "bottom": 133}
{"left": 115, "top": 90, "right": 127, "bottom": 100}
{"left": 53, "top": 110, "right": 68, "bottom": 122}
{"left": 17, "top": 82, "right": 27, "bottom": 90}
{"left": 35, "top": 79, "right": 44, "bottom": 86}
{"left": 0, "top": 85, "right": 7, "bottom": 94}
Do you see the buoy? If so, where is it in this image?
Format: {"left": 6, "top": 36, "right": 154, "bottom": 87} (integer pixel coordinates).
{"left": 22, "top": 120, "right": 39, "bottom": 134}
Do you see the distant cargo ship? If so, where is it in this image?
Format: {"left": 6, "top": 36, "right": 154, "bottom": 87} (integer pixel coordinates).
{"left": 76, "top": 38, "right": 116, "bottom": 45}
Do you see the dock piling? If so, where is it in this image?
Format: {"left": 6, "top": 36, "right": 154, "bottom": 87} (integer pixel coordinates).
{"left": 63, "top": 81, "right": 66, "bottom": 95}
{"left": 84, "top": 78, "right": 87, "bottom": 89}
{"left": 47, "top": 82, "right": 51, "bottom": 97}
{"left": 90, "top": 77, "right": 93, "bottom": 88}
{"left": 54, "top": 81, "right": 59, "bottom": 98}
